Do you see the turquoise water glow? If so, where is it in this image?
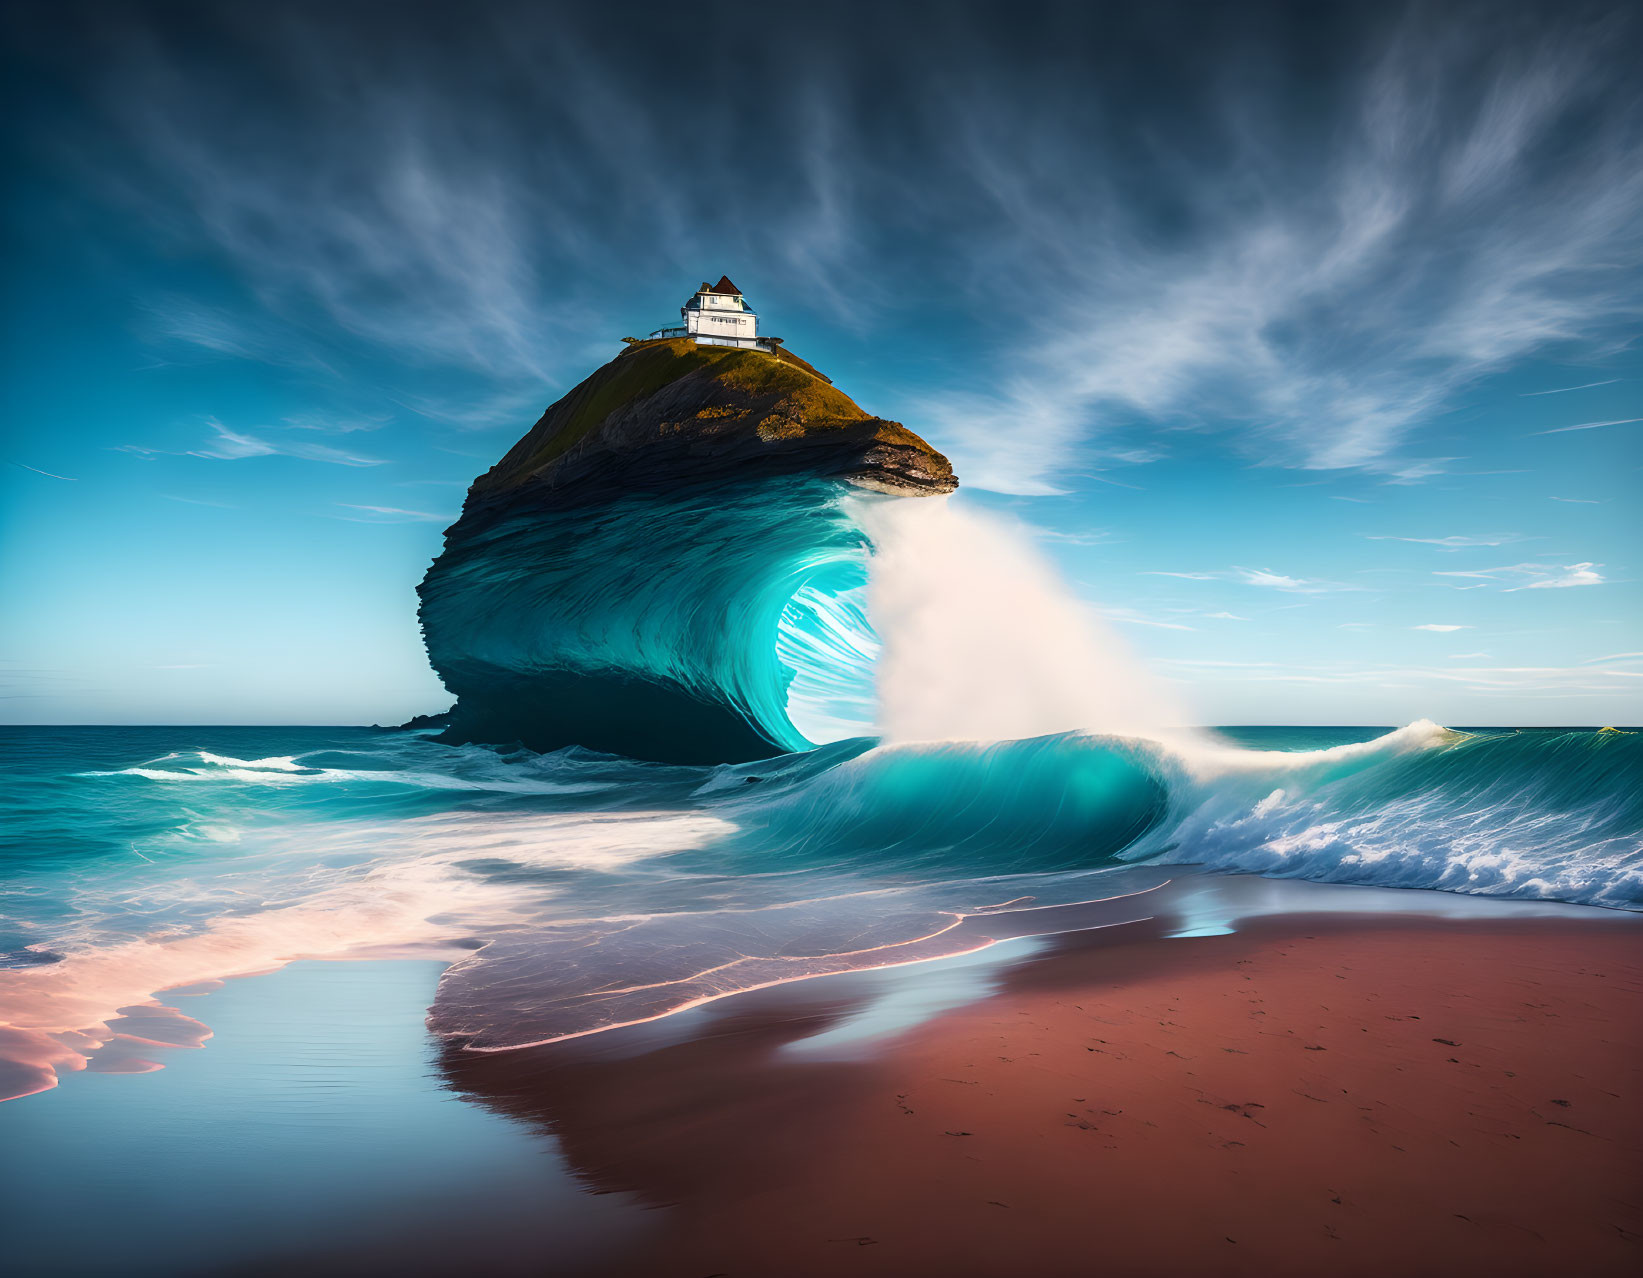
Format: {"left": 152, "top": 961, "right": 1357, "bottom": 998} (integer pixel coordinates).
{"left": 2, "top": 721, "right": 1638, "bottom": 1102}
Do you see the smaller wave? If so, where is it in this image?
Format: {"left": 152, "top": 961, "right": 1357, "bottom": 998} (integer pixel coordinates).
{"left": 197, "top": 751, "right": 306, "bottom": 771}
{"left": 81, "top": 745, "right": 615, "bottom": 796}
{"left": 704, "top": 732, "right": 1172, "bottom": 875}
{"left": 1136, "top": 725, "right": 1643, "bottom": 911}
{"left": 1170, "top": 718, "right": 1457, "bottom": 778}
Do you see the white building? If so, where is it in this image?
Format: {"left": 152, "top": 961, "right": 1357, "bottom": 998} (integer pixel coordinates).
{"left": 649, "top": 276, "right": 781, "bottom": 351}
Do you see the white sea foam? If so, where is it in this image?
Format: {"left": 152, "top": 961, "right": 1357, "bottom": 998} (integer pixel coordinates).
{"left": 0, "top": 808, "right": 735, "bottom": 1099}
{"left": 1166, "top": 718, "right": 1455, "bottom": 777}
{"left": 197, "top": 752, "right": 305, "bottom": 771}
{"left": 86, "top": 753, "right": 611, "bottom": 795}
{"left": 856, "top": 495, "right": 1190, "bottom": 746}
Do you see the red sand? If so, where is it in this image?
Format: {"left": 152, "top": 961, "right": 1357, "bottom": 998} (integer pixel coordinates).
{"left": 451, "top": 913, "right": 1643, "bottom": 1277}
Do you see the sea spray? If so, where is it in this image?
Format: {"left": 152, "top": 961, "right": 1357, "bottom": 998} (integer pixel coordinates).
{"left": 855, "top": 494, "right": 1188, "bottom": 745}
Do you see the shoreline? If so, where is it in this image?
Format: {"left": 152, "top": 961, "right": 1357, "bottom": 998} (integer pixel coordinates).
{"left": 5, "top": 877, "right": 1639, "bottom": 1275}
{"left": 440, "top": 898, "right": 1643, "bottom": 1277}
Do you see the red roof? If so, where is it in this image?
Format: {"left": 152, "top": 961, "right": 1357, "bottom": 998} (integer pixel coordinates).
{"left": 708, "top": 275, "right": 742, "bottom": 296}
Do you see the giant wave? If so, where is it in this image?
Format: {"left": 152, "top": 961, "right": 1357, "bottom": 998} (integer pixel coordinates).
{"left": 419, "top": 477, "right": 884, "bottom": 761}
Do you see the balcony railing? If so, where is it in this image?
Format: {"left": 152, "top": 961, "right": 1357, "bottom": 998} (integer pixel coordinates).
{"left": 643, "top": 328, "right": 782, "bottom": 354}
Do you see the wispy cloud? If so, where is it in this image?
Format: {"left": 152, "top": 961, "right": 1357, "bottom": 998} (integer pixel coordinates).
{"left": 75, "top": 12, "right": 875, "bottom": 393}
{"left": 1238, "top": 569, "right": 1331, "bottom": 593}
{"left": 332, "top": 504, "right": 449, "bottom": 523}
{"left": 396, "top": 384, "right": 558, "bottom": 434}
{"left": 188, "top": 419, "right": 385, "bottom": 467}
{"left": 142, "top": 297, "right": 270, "bottom": 362}
{"left": 1515, "top": 563, "right": 1606, "bottom": 590}
{"left": 1366, "top": 534, "right": 1524, "bottom": 548}
{"left": 1520, "top": 378, "right": 1621, "bottom": 396}
{"left": 134, "top": 137, "right": 566, "bottom": 383}
{"left": 1549, "top": 496, "right": 1603, "bottom": 504}
{"left": 1533, "top": 417, "right": 1643, "bottom": 435}
{"left": 929, "top": 10, "right": 1643, "bottom": 491}
{"left": 1413, "top": 624, "right": 1471, "bottom": 632}
{"left": 1156, "top": 658, "right": 1282, "bottom": 669}
{"left": 1101, "top": 607, "right": 1195, "bottom": 632}
{"left": 1144, "top": 567, "right": 1344, "bottom": 594}
{"left": 160, "top": 493, "right": 235, "bottom": 508}
{"left": 283, "top": 412, "right": 391, "bottom": 435}
{"left": 1029, "top": 525, "right": 1116, "bottom": 547}
{"left": 1433, "top": 561, "right": 1606, "bottom": 590}
{"left": 7, "top": 461, "right": 78, "bottom": 481}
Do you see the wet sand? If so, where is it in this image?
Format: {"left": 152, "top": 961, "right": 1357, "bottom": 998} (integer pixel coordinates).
{"left": 447, "top": 909, "right": 1643, "bottom": 1277}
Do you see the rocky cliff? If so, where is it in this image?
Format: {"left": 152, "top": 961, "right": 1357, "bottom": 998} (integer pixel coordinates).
{"left": 462, "top": 337, "right": 954, "bottom": 516}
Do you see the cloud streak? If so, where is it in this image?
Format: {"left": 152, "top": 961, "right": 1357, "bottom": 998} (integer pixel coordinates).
{"left": 1144, "top": 567, "right": 1346, "bottom": 594}
{"left": 187, "top": 420, "right": 385, "bottom": 467}
{"left": 1366, "top": 534, "right": 1525, "bottom": 548}
{"left": 332, "top": 504, "right": 449, "bottom": 523}
{"left": 1099, "top": 607, "right": 1195, "bottom": 632}
{"left": 1520, "top": 378, "right": 1621, "bottom": 396}
{"left": 1533, "top": 417, "right": 1643, "bottom": 435}
{"left": 1433, "top": 561, "right": 1606, "bottom": 590}
{"left": 8, "top": 461, "right": 78, "bottom": 481}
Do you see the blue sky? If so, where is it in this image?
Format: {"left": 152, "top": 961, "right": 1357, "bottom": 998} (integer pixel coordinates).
{"left": 2, "top": 1, "right": 1639, "bottom": 726}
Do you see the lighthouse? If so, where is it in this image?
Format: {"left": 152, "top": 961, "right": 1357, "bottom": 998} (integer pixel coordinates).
{"left": 648, "top": 276, "right": 781, "bottom": 351}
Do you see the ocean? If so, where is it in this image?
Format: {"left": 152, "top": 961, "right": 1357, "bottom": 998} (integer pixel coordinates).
{"left": 1, "top": 719, "right": 1639, "bottom": 1271}
{"left": 3, "top": 719, "right": 1639, "bottom": 1098}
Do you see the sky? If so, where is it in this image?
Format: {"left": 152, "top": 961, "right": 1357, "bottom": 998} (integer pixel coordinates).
{"left": 2, "top": 0, "right": 1639, "bottom": 727}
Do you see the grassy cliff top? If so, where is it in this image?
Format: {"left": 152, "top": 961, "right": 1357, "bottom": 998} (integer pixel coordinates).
{"left": 474, "top": 338, "right": 948, "bottom": 496}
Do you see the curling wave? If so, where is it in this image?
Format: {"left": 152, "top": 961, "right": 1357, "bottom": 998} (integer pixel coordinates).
{"left": 420, "top": 477, "right": 884, "bottom": 761}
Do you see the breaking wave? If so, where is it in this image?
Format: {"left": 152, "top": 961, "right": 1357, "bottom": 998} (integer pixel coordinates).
{"left": 418, "top": 477, "right": 884, "bottom": 762}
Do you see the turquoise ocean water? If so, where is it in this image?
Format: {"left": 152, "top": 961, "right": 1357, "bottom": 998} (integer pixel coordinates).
{"left": 3, "top": 721, "right": 1638, "bottom": 1093}
{"left": 1, "top": 721, "right": 1639, "bottom": 1272}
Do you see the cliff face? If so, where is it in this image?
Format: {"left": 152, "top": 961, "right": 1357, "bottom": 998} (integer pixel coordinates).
{"left": 462, "top": 337, "right": 956, "bottom": 519}
{"left": 417, "top": 338, "right": 957, "bottom": 762}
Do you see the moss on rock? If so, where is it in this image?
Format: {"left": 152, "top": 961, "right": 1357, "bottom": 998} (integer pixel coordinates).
{"left": 471, "top": 338, "right": 956, "bottom": 504}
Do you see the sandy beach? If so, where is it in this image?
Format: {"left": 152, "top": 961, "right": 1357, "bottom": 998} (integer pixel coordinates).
{"left": 446, "top": 906, "right": 1643, "bottom": 1277}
